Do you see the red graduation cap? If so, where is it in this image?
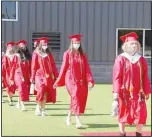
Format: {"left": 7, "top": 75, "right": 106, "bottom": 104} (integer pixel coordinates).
{"left": 120, "top": 32, "right": 139, "bottom": 43}
{"left": 34, "top": 39, "right": 40, "bottom": 47}
{"left": 34, "top": 39, "right": 40, "bottom": 44}
{"left": 39, "top": 37, "right": 49, "bottom": 43}
{"left": 16, "top": 40, "right": 27, "bottom": 47}
{"left": 6, "top": 41, "right": 15, "bottom": 47}
{"left": 68, "top": 34, "right": 83, "bottom": 41}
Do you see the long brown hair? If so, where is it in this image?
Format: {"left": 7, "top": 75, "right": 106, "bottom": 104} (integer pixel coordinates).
{"left": 68, "top": 42, "right": 84, "bottom": 55}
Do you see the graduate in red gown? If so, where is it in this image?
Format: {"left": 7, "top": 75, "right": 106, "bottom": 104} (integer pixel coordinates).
{"left": 53, "top": 34, "right": 94, "bottom": 128}
{"left": 31, "top": 37, "right": 59, "bottom": 116}
{"left": 10, "top": 40, "right": 31, "bottom": 111}
{"left": 2, "top": 42, "right": 16, "bottom": 105}
{"left": 2, "top": 52, "right": 7, "bottom": 103}
{"left": 112, "top": 32, "right": 151, "bottom": 136}
{"left": 2, "top": 52, "right": 6, "bottom": 87}
{"left": 31, "top": 38, "right": 41, "bottom": 111}
{"left": 33, "top": 38, "right": 40, "bottom": 53}
{"left": 33, "top": 39, "right": 40, "bottom": 95}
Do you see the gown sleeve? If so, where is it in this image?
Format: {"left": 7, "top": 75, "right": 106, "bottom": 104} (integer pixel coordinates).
{"left": 2, "top": 56, "right": 6, "bottom": 79}
{"left": 141, "top": 57, "right": 151, "bottom": 95}
{"left": 84, "top": 54, "right": 94, "bottom": 86}
{"left": 49, "top": 53, "right": 59, "bottom": 79}
{"left": 55, "top": 51, "right": 69, "bottom": 86}
{"left": 31, "top": 52, "right": 38, "bottom": 81}
{"left": 10, "top": 55, "right": 18, "bottom": 80}
{"left": 112, "top": 55, "right": 124, "bottom": 94}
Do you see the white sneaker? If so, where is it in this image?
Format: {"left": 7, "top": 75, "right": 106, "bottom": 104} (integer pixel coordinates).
{"left": 35, "top": 109, "right": 41, "bottom": 116}
{"left": 9, "top": 102, "right": 13, "bottom": 106}
{"left": 35, "top": 111, "right": 41, "bottom": 116}
{"left": 35, "top": 105, "right": 41, "bottom": 116}
{"left": 16, "top": 103, "right": 21, "bottom": 109}
{"left": 36, "top": 104, "right": 40, "bottom": 110}
{"left": 41, "top": 110, "right": 47, "bottom": 116}
{"left": 66, "top": 117, "right": 71, "bottom": 126}
{"left": 21, "top": 106, "right": 26, "bottom": 111}
{"left": 76, "top": 121, "right": 83, "bottom": 129}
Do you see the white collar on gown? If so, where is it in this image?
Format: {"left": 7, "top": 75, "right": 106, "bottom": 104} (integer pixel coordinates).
{"left": 35, "top": 51, "right": 48, "bottom": 58}
{"left": 5, "top": 53, "right": 14, "bottom": 61}
{"left": 120, "top": 52, "right": 141, "bottom": 64}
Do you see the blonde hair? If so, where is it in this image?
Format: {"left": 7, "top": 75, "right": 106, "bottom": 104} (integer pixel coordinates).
{"left": 68, "top": 41, "right": 74, "bottom": 52}
{"left": 6, "top": 45, "right": 17, "bottom": 55}
{"left": 122, "top": 40, "right": 141, "bottom": 53}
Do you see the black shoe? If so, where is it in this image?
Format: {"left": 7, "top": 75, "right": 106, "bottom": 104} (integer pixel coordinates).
{"left": 136, "top": 132, "right": 142, "bottom": 137}
{"left": 120, "top": 133, "right": 126, "bottom": 136}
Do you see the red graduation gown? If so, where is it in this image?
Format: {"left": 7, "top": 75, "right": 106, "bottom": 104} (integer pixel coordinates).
{"left": 2, "top": 55, "right": 16, "bottom": 94}
{"left": 55, "top": 50, "right": 94, "bottom": 115}
{"left": 31, "top": 51, "right": 59, "bottom": 103}
{"left": 112, "top": 54, "right": 151, "bottom": 125}
{"left": 2, "top": 55, "right": 7, "bottom": 89}
{"left": 10, "top": 54, "right": 31, "bottom": 101}
{"left": 31, "top": 50, "right": 38, "bottom": 95}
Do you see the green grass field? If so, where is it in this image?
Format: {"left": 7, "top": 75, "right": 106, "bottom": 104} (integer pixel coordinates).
{"left": 2, "top": 84, "right": 151, "bottom": 136}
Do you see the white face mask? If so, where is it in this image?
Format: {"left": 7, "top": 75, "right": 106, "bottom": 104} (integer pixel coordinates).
{"left": 7, "top": 47, "right": 13, "bottom": 54}
{"left": 42, "top": 46, "right": 47, "bottom": 50}
{"left": 73, "top": 44, "right": 80, "bottom": 50}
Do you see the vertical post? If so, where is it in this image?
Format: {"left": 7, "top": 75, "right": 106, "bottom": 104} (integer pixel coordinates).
{"left": 116, "top": 28, "right": 119, "bottom": 57}
{"left": 143, "top": 29, "right": 145, "bottom": 57}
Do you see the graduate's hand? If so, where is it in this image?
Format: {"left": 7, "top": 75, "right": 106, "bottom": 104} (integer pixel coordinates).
{"left": 9, "top": 80, "right": 14, "bottom": 85}
{"left": 88, "top": 82, "right": 93, "bottom": 91}
{"left": 30, "top": 79, "right": 35, "bottom": 84}
{"left": 145, "top": 94, "right": 149, "bottom": 100}
{"left": 53, "top": 83, "right": 58, "bottom": 89}
{"left": 55, "top": 77, "right": 59, "bottom": 80}
{"left": 113, "top": 93, "right": 119, "bottom": 101}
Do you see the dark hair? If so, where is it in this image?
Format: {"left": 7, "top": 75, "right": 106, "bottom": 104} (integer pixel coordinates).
{"left": 16, "top": 46, "right": 31, "bottom": 60}
{"left": 78, "top": 44, "right": 84, "bottom": 55}
{"left": 38, "top": 44, "right": 51, "bottom": 55}
{"left": 34, "top": 43, "right": 40, "bottom": 48}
